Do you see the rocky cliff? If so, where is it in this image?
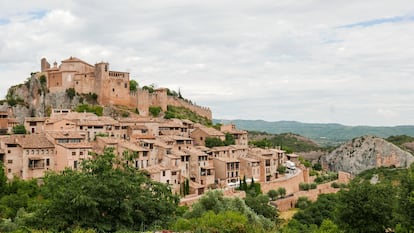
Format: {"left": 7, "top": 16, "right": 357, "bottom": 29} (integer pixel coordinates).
{"left": 325, "top": 135, "right": 414, "bottom": 175}
{"left": 2, "top": 76, "right": 81, "bottom": 123}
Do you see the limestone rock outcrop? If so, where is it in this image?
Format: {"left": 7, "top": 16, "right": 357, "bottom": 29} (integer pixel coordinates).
{"left": 325, "top": 135, "right": 414, "bottom": 175}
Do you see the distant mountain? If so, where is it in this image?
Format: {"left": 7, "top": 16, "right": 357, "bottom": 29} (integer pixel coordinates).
{"left": 214, "top": 119, "right": 414, "bottom": 146}
{"left": 325, "top": 135, "right": 414, "bottom": 175}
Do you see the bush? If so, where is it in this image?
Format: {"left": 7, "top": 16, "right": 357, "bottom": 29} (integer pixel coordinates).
{"left": 277, "top": 165, "right": 286, "bottom": 174}
{"left": 12, "top": 125, "right": 26, "bottom": 134}
{"left": 296, "top": 196, "right": 312, "bottom": 209}
{"left": 310, "top": 183, "right": 317, "bottom": 189}
{"left": 331, "top": 182, "right": 340, "bottom": 188}
{"left": 299, "top": 183, "right": 310, "bottom": 191}
{"left": 149, "top": 106, "right": 162, "bottom": 117}
{"left": 75, "top": 104, "right": 103, "bottom": 116}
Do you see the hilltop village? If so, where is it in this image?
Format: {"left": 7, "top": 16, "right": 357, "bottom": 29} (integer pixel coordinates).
{"left": 0, "top": 57, "right": 348, "bottom": 206}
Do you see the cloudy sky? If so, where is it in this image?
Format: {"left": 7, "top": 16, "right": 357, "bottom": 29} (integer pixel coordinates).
{"left": 1, "top": 1, "right": 413, "bottom": 126}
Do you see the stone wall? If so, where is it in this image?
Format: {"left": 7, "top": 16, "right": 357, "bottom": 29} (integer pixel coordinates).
{"left": 261, "top": 168, "right": 306, "bottom": 195}
{"left": 274, "top": 181, "right": 341, "bottom": 211}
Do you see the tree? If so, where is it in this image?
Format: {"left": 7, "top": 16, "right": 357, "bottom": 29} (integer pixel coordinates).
{"left": 204, "top": 137, "right": 224, "bottom": 148}
{"left": 245, "top": 194, "right": 279, "bottom": 222}
{"left": 31, "top": 148, "right": 179, "bottom": 232}
{"left": 12, "top": 124, "right": 26, "bottom": 134}
{"left": 396, "top": 164, "right": 414, "bottom": 232}
{"left": 277, "top": 187, "right": 286, "bottom": 198}
{"left": 336, "top": 181, "right": 394, "bottom": 233}
{"left": 129, "top": 79, "right": 138, "bottom": 92}
{"left": 224, "top": 133, "right": 235, "bottom": 146}
{"left": 0, "top": 161, "right": 7, "bottom": 197}
{"left": 267, "top": 189, "right": 279, "bottom": 201}
{"left": 66, "top": 88, "right": 76, "bottom": 100}
{"left": 149, "top": 106, "right": 162, "bottom": 117}
{"left": 179, "top": 190, "right": 277, "bottom": 231}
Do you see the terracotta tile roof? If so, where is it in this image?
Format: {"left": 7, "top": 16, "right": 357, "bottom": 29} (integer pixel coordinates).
{"left": 240, "top": 157, "right": 260, "bottom": 162}
{"left": 195, "top": 126, "right": 225, "bottom": 137}
{"left": 18, "top": 134, "right": 54, "bottom": 149}
{"left": 119, "top": 141, "right": 148, "bottom": 151}
{"left": 25, "top": 117, "right": 47, "bottom": 122}
{"left": 144, "top": 164, "right": 180, "bottom": 174}
{"left": 96, "top": 137, "right": 119, "bottom": 145}
{"left": 57, "top": 142, "right": 92, "bottom": 149}
{"left": 183, "top": 148, "right": 207, "bottom": 156}
{"left": 47, "top": 131, "right": 85, "bottom": 139}
{"left": 213, "top": 157, "right": 240, "bottom": 163}
{"left": 61, "top": 56, "right": 94, "bottom": 67}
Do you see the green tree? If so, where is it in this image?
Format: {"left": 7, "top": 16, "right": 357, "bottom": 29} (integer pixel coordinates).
{"left": 224, "top": 133, "right": 236, "bottom": 146}
{"left": 295, "top": 196, "right": 312, "bottom": 209}
{"left": 204, "top": 137, "right": 224, "bottom": 148}
{"left": 66, "top": 88, "right": 76, "bottom": 100}
{"left": 245, "top": 194, "right": 279, "bottom": 222}
{"left": 12, "top": 124, "right": 26, "bottom": 134}
{"left": 31, "top": 148, "right": 179, "bottom": 232}
{"left": 395, "top": 164, "right": 414, "bottom": 232}
{"left": 267, "top": 189, "right": 279, "bottom": 201}
{"left": 277, "top": 187, "right": 286, "bottom": 198}
{"left": 149, "top": 106, "right": 162, "bottom": 117}
{"left": 336, "top": 181, "right": 394, "bottom": 233}
{"left": 129, "top": 79, "right": 138, "bottom": 92}
{"left": 0, "top": 161, "right": 7, "bottom": 197}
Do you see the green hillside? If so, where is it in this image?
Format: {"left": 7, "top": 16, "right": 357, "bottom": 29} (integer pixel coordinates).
{"left": 215, "top": 119, "right": 414, "bottom": 146}
{"left": 248, "top": 132, "right": 324, "bottom": 152}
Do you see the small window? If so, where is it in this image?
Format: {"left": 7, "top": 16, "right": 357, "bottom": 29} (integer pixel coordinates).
{"left": 124, "top": 83, "right": 128, "bottom": 88}
{"left": 162, "top": 171, "right": 166, "bottom": 176}
{"left": 72, "top": 152, "right": 76, "bottom": 156}
{"left": 8, "top": 168, "right": 11, "bottom": 173}
{"left": 74, "top": 161, "right": 78, "bottom": 169}
{"left": 46, "top": 159, "right": 50, "bottom": 166}
{"left": 112, "top": 88, "right": 115, "bottom": 92}
{"left": 80, "top": 151, "right": 83, "bottom": 156}
{"left": 7, "top": 150, "right": 11, "bottom": 154}
{"left": 7, "top": 160, "right": 12, "bottom": 164}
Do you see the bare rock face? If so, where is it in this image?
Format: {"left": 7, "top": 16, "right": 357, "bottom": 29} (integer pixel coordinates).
{"left": 325, "top": 135, "right": 414, "bottom": 175}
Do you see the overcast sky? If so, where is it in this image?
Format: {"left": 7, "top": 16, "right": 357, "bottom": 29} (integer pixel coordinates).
{"left": 1, "top": 1, "right": 413, "bottom": 126}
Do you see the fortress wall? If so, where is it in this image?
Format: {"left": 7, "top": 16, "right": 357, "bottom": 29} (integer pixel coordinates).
{"left": 135, "top": 89, "right": 150, "bottom": 116}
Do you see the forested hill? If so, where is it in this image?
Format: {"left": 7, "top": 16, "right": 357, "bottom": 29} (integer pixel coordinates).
{"left": 214, "top": 119, "right": 414, "bottom": 146}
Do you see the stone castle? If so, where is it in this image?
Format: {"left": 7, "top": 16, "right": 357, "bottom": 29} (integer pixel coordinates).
{"left": 40, "top": 57, "right": 212, "bottom": 119}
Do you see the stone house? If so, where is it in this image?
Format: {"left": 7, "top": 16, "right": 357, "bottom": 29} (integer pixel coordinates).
{"left": 191, "top": 126, "right": 225, "bottom": 146}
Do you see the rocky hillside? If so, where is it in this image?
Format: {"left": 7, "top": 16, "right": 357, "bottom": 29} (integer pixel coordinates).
{"left": 325, "top": 135, "right": 414, "bottom": 175}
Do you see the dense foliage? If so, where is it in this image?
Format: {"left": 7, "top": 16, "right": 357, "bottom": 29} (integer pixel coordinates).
{"left": 216, "top": 119, "right": 414, "bottom": 146}
{"left": 0, "top": 148, "right": 179, "bottom": 232}
{"left": 12, "top": 125, "right": 26, "bottom": 134}
{"left": 205, "top": 133, "right": 236, "bottom": 148}
{"left": 249, "top": 132, "right": 322, "bottom": 152}
{"left": 282, "top": 165, "right": 414, "bottom": 233}
{"left": 171, "top": 190, "right": 278, "bottom": 232}
{"left": 129, "top": 79, "right": 138, "bottom": 92}
{"left": 149, "top": 106, "right": 162, "bottom": 117}
{"left": 75, "top": 104, "right": 103, "bottom": 116}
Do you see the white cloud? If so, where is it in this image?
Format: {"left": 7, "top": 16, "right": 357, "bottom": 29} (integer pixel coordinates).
{"left": 0, "top": 0, "right": 413, "bottom": 126}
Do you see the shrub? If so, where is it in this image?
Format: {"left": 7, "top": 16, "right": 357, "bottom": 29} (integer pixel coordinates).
{"left": 149, "top": 106, "right": 162, "bottom": 117}
{"left": 310, "top": 183, "right": 317, "bottom": 189}
{"left": 296, "top": 196, "right": 312, "bottom": 209}
{"left": 299, "top": 183, "right": 310, "bottom": 191}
